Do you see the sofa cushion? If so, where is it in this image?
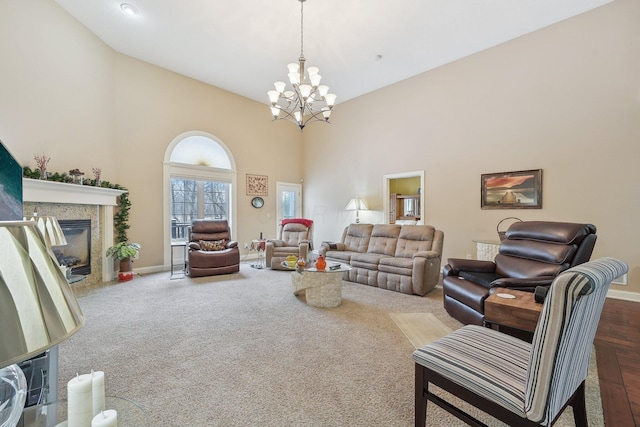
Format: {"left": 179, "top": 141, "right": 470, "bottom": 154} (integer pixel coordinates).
{"left": 325, "top": 250, "right": 358, "bottom": 263}
{"left": 341, "top": 223, "right": 374, "bottom": 253}
{"left": 367, "top": 224, "right": 401, "bottom": 256}
{"left": 378, "top": 256, "right": 413, "bottom": 275}
{"left": 394, "top": 225, "right": 435, "bottom": 258}
{"left": 350, "top": 252, "right": 387, "bottom": 270}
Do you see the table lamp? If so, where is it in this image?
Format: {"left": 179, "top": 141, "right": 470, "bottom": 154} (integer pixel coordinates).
{"left": 0, "top": 221, "right": 84, "bottom": 427}
{"left": 345, "top": 197, "right": 368, "bottom": 224}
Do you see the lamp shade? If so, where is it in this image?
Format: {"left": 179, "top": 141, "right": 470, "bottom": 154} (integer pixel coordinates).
{"left": 345, "top": 198, "right": 368, "bottom": 211}
{"left": 0, "top": 221, "right": 84, "bottom": 368}
{"left": 24, "top": 215, "right": 68, "bottom": 247}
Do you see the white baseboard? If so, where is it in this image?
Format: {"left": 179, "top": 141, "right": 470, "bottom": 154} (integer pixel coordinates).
{"left": 607, "top": 288, "right": 640, "bottom": 302}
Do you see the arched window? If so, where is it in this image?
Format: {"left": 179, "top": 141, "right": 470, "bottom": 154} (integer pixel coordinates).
{"left": 163, "top": 132, "right": 237, "bottom": 269}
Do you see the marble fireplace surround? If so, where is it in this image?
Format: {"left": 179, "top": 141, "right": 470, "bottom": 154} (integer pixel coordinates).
{"left": 23, "top": 179, "right": 126, "bottom": 286}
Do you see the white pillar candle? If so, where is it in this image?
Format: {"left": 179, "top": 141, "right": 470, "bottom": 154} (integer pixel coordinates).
{"left": 91, "top": 409, "right": 118, "bottom": 427}
{"left": 67, "top": 374, "right": 93, "bottom": 427}
{"left": 92, "top": 370, "right": 106, "bottom": 416}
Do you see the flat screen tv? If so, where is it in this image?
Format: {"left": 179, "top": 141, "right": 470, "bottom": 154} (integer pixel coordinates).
{"left": 0, "top": 140, "right": 23, "bottom": 220}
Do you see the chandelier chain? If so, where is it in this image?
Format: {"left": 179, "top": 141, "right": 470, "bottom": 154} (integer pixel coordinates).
{"left": 300, "top": 0, "right": 304, "bottom": 59}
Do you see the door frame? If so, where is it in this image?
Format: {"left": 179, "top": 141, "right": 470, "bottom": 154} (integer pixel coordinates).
{"left": 383, "top": 171, "right": 425, "bottom": 224}
{"left": 275, "top": 181, "right": 302, "bottom": 235}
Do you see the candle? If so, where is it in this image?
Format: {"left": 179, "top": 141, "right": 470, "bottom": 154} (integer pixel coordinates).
{"left": 67, "top": 374, "right": 93, "bottom": 427}
{"left": 91, "top": 409, "right": 118, "bottom": 427}
{"left": 92, "top": 370, "right": 106, "bottom": 416}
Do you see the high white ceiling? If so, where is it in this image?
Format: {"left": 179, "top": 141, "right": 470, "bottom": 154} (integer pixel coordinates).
{"left": 54, "top": 0, "right": 612, "bottom": 105}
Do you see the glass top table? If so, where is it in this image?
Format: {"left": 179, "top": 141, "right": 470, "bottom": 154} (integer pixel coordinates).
{"left": 19, "top": 396, "right": 148, "bottom": 427}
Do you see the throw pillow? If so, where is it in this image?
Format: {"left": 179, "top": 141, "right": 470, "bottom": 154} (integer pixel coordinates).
{"left": 199, "top": 240, "right": 226, "bottom": 251}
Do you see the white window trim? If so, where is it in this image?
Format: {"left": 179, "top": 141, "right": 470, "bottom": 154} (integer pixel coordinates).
{"left": 162, "top": 132, "right": 237, "bottom": 270}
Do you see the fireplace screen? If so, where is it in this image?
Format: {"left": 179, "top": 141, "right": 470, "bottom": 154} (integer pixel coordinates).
{"left": 54, "top": 219, "right": 91, "bottom": 276}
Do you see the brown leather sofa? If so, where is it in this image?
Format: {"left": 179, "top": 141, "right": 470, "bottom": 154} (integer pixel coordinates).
{"left": 320, "top": 223, "right": 444, "bottom": 296}
{"left": 442, "top": 221, "right": 597, "bottom": 325}
{"left": 187, "top": 219, "right": 240, "bottom": 277}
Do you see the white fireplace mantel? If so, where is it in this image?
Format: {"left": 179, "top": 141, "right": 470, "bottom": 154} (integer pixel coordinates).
{"left": 23, "top": 178, "right": 125, "bottom": 206}
{"left": 23, "top": 178, "right": 127, "bottom": 283}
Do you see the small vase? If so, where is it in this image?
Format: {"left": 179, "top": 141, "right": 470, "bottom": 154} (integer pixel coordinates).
{"left": 316, "top": 255, "right": 326, "bottom": 270}
{"left": 39, "top": 169, "right": 47, "bottom": 180}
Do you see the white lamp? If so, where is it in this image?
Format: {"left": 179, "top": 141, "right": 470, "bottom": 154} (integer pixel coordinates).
{"left": 345, "top": 198, "right": 368, "bottom": 224}
{"left": 0, "top": 221, "right": 84, "bottom": 426}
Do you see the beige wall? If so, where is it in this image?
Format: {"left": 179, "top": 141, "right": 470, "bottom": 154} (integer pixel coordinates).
{"left": 303, "top": 0, "right": 640, "bottom": 294}
{"left": 0, "top": 0, "right": 302, "bottom": 270}
{"left": 2, "top": 1, "right": 639, "bottom": 295}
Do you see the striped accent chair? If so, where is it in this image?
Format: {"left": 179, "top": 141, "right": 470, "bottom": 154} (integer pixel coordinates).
{"left": 413, "top": 257, "right": 628, "bottom": 427}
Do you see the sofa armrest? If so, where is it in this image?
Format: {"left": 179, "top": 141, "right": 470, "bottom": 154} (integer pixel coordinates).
{"left": 489, "top": 276, "right": 555, "bottom": 292}
{"left": 413, "top": 250, "right": 441, "bottom": 259}
{"left": 188, "top": 242, "right": 201, "bottom": 251}
{"left": 266, "top": 239, "right": 284, "bottom": 247}
{"left": 447, "top": 258, "right": 496, "bottom": 275}
{"left": 226, "top": 240, "right": 238, "bottom": 249}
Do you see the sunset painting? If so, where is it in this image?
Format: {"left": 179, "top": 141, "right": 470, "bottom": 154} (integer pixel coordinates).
{"left": 481, "top": 169, "right": 542, "bottom": 209}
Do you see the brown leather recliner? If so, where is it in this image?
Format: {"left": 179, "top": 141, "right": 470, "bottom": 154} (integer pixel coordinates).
{"left": 442, "top": 221, "right": 597, "bottom": 325}
{"left": 187, "top": 219, "right": 240, "bottom": 277}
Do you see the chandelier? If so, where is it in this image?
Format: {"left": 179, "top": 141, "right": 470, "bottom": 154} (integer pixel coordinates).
{"left": 267, "top": 0, "right": 337, "bottom": 131}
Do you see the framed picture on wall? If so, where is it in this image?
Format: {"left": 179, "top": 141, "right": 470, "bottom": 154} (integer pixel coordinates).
{"left": 246, "top": 173, "right": 268, "bottom": 196}
{"left": 481, "top": 169, "right": 542, "bottom": 209}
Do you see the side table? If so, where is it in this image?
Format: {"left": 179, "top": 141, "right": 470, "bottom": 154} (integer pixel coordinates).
{"left": 170, "top": 241, "right": 187, "bottom": 279}
{"left": 484, "top": 287, "right": 543, "bottom": 335}
{"left": 250, "top": 239, "right": 266, "bottom": 269}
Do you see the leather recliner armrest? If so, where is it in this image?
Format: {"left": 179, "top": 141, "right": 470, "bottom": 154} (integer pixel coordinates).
{"left": 489, "top": 276, "right": 555, "bottom": 292}
{"left": 447, "top": 258, "right": 496, "bottom": 275}
{"left": 226, "top": 240, "right": 238, "bottom": 249}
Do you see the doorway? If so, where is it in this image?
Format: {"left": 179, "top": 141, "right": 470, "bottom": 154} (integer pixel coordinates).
{"left": 383, "top": 171, "right": 425, "bottom": 224}
{"left": 276, "top": 182, "right": 302, "bottom": 234}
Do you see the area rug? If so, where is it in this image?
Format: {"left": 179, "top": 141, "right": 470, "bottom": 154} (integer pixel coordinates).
{"left": 389, "top": 312, "right": 453, "bottom": 348}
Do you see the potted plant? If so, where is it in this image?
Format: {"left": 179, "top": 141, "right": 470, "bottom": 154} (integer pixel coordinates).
{"left": 106, "top": 241, "right": 141, "bottom": 282}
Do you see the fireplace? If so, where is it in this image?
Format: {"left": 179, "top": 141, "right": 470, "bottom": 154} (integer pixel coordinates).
{"left": 53, "top": 219, "right": 92, "bottom": 276}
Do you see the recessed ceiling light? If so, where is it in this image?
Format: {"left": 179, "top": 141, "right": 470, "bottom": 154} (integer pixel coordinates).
{"left": 120, "top": 3, "right": 139, "bottom": 16}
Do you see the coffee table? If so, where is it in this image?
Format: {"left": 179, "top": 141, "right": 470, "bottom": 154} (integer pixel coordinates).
{"left": 290, "top": 262, "right": 351, "bottom": 308}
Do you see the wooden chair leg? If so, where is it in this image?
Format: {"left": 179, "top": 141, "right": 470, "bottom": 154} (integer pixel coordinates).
{"left": 571, "top": 382, "right": 588, "bottom": 427}
{"left": 415, "top": 364, "right": 427, "bottom": 427}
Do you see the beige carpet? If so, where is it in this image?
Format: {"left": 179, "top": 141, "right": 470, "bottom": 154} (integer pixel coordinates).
{"left": 58, "top": 263, "right": 603, "bottom": 426}
{"left": 389, "top": 313, "right": 453, "bottom": 348}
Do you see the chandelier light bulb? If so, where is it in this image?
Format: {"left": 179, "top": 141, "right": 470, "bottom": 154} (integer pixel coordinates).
{"left": 287, "top": 63, "right": 300, "bottom": 73}
{"left": 322, "top": 107, "right": 331, "bottom": 120}
{"left": 310, "top": 73, "right": 322, "bottom": 87}
{"left": 299, "top": 84, "right": 312, "bottom": 100}
{"left": 288, "top": 72, "right": 300, "bottom": 86}
{"left": 267, "top": 90, "right": 280, "bottom": 105}
{"left": 274, "top": 81, "right": 286, "bottom": 93}
{"left": 307, "top": 66, "right": 319, "bottom": 76}
{"left": 270, "top": 106, "right": 281, "bottom": 118}
{"left": 317, "top": 85, "right": 329, "bottom": 97}
{"left": 294, "top": 111, "right": 302, "bottom": 124}
{"left": 324, "top": 93, "right": 337, "bottom": 106}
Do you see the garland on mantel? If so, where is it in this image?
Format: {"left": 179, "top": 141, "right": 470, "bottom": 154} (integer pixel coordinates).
{"left": 23, "top": 166, "right": 132, "bottom": 243}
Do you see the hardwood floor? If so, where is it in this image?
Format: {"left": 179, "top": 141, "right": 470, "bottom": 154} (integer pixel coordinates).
{"left": 595, "top": 298, "right": 640, "bottom": 426}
